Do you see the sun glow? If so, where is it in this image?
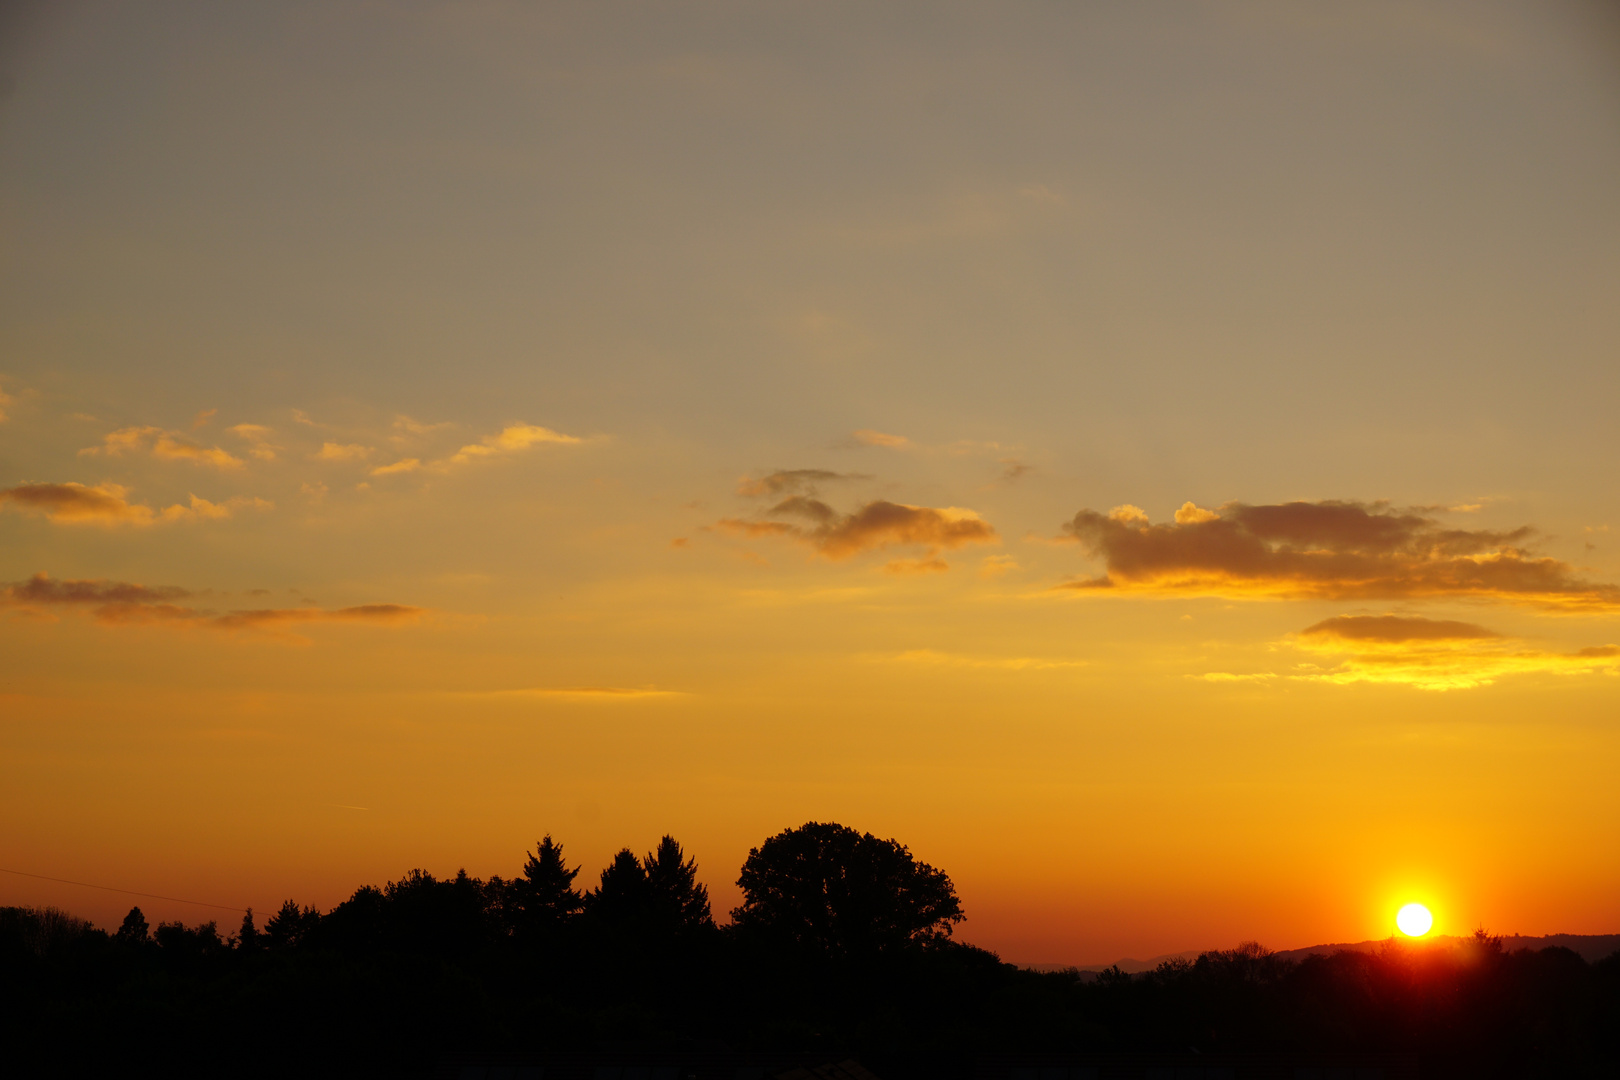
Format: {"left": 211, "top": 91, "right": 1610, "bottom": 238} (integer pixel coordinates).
{"left": 1397, "top": 902, "right": 1434, "bottom": 937}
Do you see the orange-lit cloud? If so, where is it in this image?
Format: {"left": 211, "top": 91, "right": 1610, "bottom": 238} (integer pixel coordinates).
{"left": 2, "top": 572, "right": 423, "bottom": 638}
{"left": 852, "top": 429, "right": 910, "bottom": 448}
{"left": 720, "top": 495, "right": 997, "bottom": 565}
{"left": 313, "top": 441, "right": 374, "bottom": 462}
{"left": 1301, "top": 614, "right": 1501, "bottom": 643}
{"left": 443, "top": 423, "right": 581, "bottom": 466}
{"left": 227, "top": 424, "right": 281, "bottom": 461}
{"left": 83, "top": 426, "right": 246, "bottom": 469}
{"left": 871, "top": 649, "right": 1086, "bottom": 671}
{"left": 191, "top": 408, "right": 217, "bottom": 429}
{"left": 0, "top": 482, "right": 157, "bottom": 525}
{"left": 1059, "top": 499, "right": 1618, "bottom": 608}
{"left": 0, "top": 483, "right": 271, "bottom": 527}
{"left": 0, "top": 384, "right": 13, "bottom": 422}
{"left": 371, "top": 458, "right": 422, "bottom": 476}
{"left": 735, "top": 469, "right": 866, "bottom": 496}
{"left": 1193, "top": 613, "right": 1620, "bottom": 691}
{"left": 393, "top": 414, "right": 453, "bottom": 437}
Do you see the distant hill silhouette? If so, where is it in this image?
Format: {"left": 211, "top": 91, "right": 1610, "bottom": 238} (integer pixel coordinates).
{"left": 1043, "top": 932, "right": 1620, "bottom": 975}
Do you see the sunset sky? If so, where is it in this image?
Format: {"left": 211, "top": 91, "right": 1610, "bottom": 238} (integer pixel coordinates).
{"left": 2, "top": 0, "right": 1618, "bottom": 965}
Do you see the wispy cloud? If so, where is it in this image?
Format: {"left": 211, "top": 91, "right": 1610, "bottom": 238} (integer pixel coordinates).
{"left": 0, "top": 383, "right": 14, "bottom": 423}
{"left": 2, "top": 572, "right": 424, "bottom": 640}
{"left": 1058, "top": 499, "right": 1619, "bottom": 609}
{"left": 370, "top": 458, "right": 422, "bottom": 477}
{"left": 735, "top": 469, "right": 867, "bottom": 497}
{"left": 719, "top": 492, "right": 998, "bottom": 567}
{"left": 227, "top": 424, "right": 281, "bottom": 461}
{"left": 0, "top": 483, "right": 270, "bottom": 527}
{"left": 850, "top": 429, "right": 910, "bottom": 449}
{"left": 442, "top": 423, "right": 581, "bottom": 467}
{"left": 82, "top": 427, "right": 245, "bottom": 469}
{"left": 312, "top": 442, "right": 374, "bottom": 462}
{"left": 0, "top": 482, "right": 157, "bottom": 525}
{"left": 1193, "top": 614, "right": 1620, "bottom": 692}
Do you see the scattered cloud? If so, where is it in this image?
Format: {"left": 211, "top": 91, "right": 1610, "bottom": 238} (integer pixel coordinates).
{"left": 191, "top": 408, "right": 217, "bottom": 429}
{"left": 719, "top": 496, "right": 998, "bottom": 566}
{"left": 0, "top": 482, "right": 156, "bottom": 525}
{"left": 370, "top": 458, "right": 421, "bottom": 476}
{"left": 82, "top": 426, "right": 245, "bottom": 469}
{"left": 0, "top": 384, "right": 13, "bottom": 422}
{"left": 1058, "top": 499, "right": 1619, "bottom": 609}
{"left": 670, "top": 537, "right": 689, "bottom": 549}
{"left": 300, "top": 481, "right": 329, "bottom": 502}
{"left": 852, "top": 429, "right": 910, "bottom": 449}
{"left": 997, "top": 458, "right": 1033, "bottom": 485}
{"left": 1300, "top": 614, "right": 1501, "bottom": 643}
{"left": 736, "top": 469, "right": 867, "bottom": 497}
{"left": 313, "top": 442, "right": 373, "bottom": 462}
{"left": 393, "top": 415, "right": 454, "bottom": 437}
{"left": 444, "top": 423, "right": 581, "bottom": 467}
{"left": 0, "top": 482, "right": 271, "bottom": 526}
{"left": 884, "top": 555, "right": 949, "bottom": 574}
{"left": 227, "top": 424, "right": 281, "bottom": 461}
{"left": 1, "top": 572, "right": 424, "bottom": 639}
{"left": 1192, "top": 614, "right": 1620, "bottom": 691}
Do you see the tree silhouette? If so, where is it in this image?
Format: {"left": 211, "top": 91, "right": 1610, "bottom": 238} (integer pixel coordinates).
{"left": 114, "top": 906, "right": 149, "bottom": 944}
{"left": 511, "top": 834, "right": 582, "bottom": 932}
{"left": 237, "top": 908, "right": 261, "bottom": 951}
{"left": 585, "top": 848, "right": 648, "bottom": 928}
{"left": 732, "top": 821, "right": 964, "bottom": 959}
{"left": 643, "top": 835, "right": 713, "bottom": 933}
{"left": 265, "top": 900, "right": 319, "bottom": 948}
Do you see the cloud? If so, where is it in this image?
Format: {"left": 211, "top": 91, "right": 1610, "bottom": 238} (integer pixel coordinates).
{"left": 884, "top": 556, "right": 949, "bottom": 574}
{"left": 0, "top": 482, "right": 156, "bottom": 525}
{"left": 3, "top": 573, "right": 190, "bottom": 606}
{"left": 1300, "top": 614, "right": 1501, "bottom": 643}
{"left": 370, "top": 458, "right": 421, "bottom": 476}
{"left": 1191, "top": 613, "right": 1620, "bottom": 691}
{"left": 718, "top": 496, "right": 998, "bottom": 566}
{"left": 1059, "top": 499, "right": 1619, "bottom": 609}
{"left": 852, "top": 429, "right": 910, "bottom": 448}
{"left": 735, "top": 469, "right": 867, "bottom": 497}
{"left": 0, "top": 483, "right": 270, "bottom": 527}
{"left": 997, "top": 458, "right": 1032, "bottom": 485}
{"left": 83, "top": 427, "right": 245, "bottom": 469}
{"left": 227, "top": 424, "right": 281, "bottom": 461}
{"left": 1, "top": 572, "right": 424, "bottom": 638}
{"left": 191, "top": 408, "right": 217, "bottom": 429}
{"left": 0, "top": 384, "right": 12, "bottom": 422}
{"left": 1287, "top": 624, "right": 1620, "bottom": 692}
{"left": 393, "top": 415, "right": 453, "bottom": 436}
{"left": 443, "top": 423, "right": 581, "bottom": 466}
{"left": 313, "top": 442, "right": 373, "bottom": 462}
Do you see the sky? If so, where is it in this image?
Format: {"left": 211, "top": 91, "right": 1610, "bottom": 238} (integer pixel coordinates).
{"left": 1, "top": 0, "right": 1618, "bottom": 966}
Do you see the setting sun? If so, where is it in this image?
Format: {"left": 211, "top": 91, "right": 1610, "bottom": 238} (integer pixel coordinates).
{"left": 1397, "top": 903, "right": 1435, "bottom": 937}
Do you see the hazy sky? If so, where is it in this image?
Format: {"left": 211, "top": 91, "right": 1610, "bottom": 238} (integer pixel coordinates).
{"left": 2, "top": 0, "right": 1618, "bottom": 964}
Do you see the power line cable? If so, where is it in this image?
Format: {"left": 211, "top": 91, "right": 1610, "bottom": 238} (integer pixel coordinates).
{"left": 0, "top": 865, "right": 246, "bottom": 912}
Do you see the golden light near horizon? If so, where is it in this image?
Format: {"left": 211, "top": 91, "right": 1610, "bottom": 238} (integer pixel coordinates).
{"left": 1397, "top": 903, "right": 1434, "bottom": 938}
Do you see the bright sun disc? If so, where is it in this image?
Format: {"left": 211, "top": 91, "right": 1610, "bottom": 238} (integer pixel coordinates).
{"left": 1397, "top": 903, "right": 1433, "bottom": 937}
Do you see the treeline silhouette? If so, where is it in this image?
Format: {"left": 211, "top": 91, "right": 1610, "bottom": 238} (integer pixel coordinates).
{"left": 2, "top": 822, "right": 1616, "bottom": 1078}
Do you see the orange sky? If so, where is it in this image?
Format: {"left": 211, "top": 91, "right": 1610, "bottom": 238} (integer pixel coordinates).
{"left": 2, "top": 0, "right": 1618, "bottom": 965}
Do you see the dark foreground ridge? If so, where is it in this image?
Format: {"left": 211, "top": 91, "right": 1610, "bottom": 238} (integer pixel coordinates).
{"left": 2, "top": 822, "right": 1616, "bottom": 1079}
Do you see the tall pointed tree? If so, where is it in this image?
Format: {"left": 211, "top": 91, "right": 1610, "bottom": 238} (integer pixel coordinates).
{"left": 513, "top": 834, "right": 582, "bottom": 930}
{"left": 643, "top": 835, "right": 713, "bottom": 932}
